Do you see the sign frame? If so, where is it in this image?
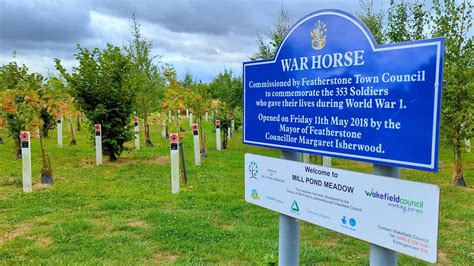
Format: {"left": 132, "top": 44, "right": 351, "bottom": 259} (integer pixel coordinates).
{"left": 242, "top": 9, "right": 444, "bottom": 172}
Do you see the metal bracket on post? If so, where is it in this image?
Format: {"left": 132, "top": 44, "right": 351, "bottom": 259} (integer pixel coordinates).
{"left": 279, "top": 150, "right": 301, "bottom": 266}
{"left": 370, "top": 164, "right": 400, "bottom": 266}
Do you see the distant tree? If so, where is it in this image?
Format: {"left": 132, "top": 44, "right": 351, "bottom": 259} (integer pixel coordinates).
{"left": 161, "top": 66, "right": 186, "bottom": 135}
{"left": 358, "top": 0, "right": 385, "bottom": 44}
{"left": 385, "top": 0, "right": 428, "bottom": 43}
{"left": 186, "top": 79, "right": 211, "bottom": 155}
{"left": 125, "top": 15, "right": 165, "bottom": 147}
{"left": 251, "top": 8, "right": 291, "bottom": 60}
{"left": 55, "top": 44, "right": 135, "bottom": 161}
{"left": 431, "top": 0, "right": 473, "bottom": 186}
{"left": 209, "top": 69, "right": 242, "bottom": 148}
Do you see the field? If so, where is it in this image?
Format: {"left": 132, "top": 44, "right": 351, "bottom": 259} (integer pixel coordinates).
{"left": 0, "top": 119, "right": 473, "bottom": 265}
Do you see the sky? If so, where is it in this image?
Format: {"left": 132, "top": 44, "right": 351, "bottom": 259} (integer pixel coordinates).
{"left": 1, "top": 0, "right": 467, "bottom": 83}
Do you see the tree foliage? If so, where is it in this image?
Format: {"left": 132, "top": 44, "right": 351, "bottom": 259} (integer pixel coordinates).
{"left": 55, "top": 44, "right": 135, "bottom": 161}
{"left": 431, "top": 0, "right": 473, "bottom": 186}
{"left": 0, "top": 61, "right": 39, "bottom": 157}
{"left": 209, "top": 69, "right": 242, "bottom": 149}
{"left": 251, "top": 8, "right": 291, "bottom": 60}
{"left": 358, "top": 0, "right": 385, "bottom": 44}
{"left": 125, "top": 15, "right": 165, "bottom": 147}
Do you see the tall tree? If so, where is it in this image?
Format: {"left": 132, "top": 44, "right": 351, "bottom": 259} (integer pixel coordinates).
{"left": 431, "top": 0, "right": 473, "bottom": 186}
{"left": 251, "top": 8, "right": 291, "bottom": 60}
{"left": 125, "top": 15, "right": 165, "bottom": 147}
{"left": 358, "top": 0, "right": 385, "bottom": 44}
{"left": 56, "top": 44, "right": 136, "bottom": 161}
{"left": 385, "top": 0, "right": 428, "bottom": 43}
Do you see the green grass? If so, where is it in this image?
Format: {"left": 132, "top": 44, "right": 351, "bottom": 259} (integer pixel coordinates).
{"left": 0, "top": 119, "right": 473, "bottom": 265}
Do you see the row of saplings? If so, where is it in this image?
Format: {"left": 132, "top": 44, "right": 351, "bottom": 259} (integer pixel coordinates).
{"left": 13, "top": 109, "right": 238, "bottom": 193}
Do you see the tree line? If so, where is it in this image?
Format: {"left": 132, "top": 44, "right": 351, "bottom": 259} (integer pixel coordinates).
{"left": 0, "top": 16, "right": 242, "bottom": 184}
{"left": 1, "top": 0, "right": 472, "bottom": 187}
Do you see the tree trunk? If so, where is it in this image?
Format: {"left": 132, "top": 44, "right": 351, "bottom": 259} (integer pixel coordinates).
{"left": 143, "top": 115, "right": 153, "bottom": 147}
{"left": 15, "top": 134, "right": 21, "bottom": 159}
{"left": 222, "top": 128, "right": 228, "bottom": 149}
{"left": 39, "top": 126, "right": 54, "bottom": 184}
{"left": 452, "top": 138, "right": 466, "bottom": 186}
{"left": 69, "top": 119, "right": 77, "bottom": 145}
{"left": 77, "top": 114, "right": 81, "bottom": 131}
{"left": 42, "top": 122, "right": 50, "bottom": 138}
{"left": 198, "top": 117, "right": 207, "bottom": 157}
{"left": 109, "top": 152, "right": 118, "bottom": 162}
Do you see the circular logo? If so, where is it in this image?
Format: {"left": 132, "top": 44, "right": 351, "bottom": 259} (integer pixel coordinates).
{"left": 349, "top": 218, "right": 356, "bottom": 227}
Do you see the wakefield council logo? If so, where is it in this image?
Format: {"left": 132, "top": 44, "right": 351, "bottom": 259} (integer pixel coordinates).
{"left": 310, "top": 19, "right": 327, "bottom": 50}
{"left": 248, "top": 161, "right": 259, "bottom": 179}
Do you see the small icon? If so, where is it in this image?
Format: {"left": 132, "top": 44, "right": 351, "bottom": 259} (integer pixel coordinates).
{"left": 341, "top": 216, "right": 347, "bottom": 224}
{"left": 349, "top": 218, "right": 357, "bottom": 227}
{"left": 291, "top": 200, "right": 300, "bottom": 213}
{"left": 248, "top": 161, "right": 259, "bottom": 179}
{"left": 251, "top": 189, "right": 260, "bottom": 200}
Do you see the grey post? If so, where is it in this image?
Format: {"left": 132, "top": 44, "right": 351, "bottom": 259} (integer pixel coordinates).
{"left": 370, "top": 164, "right": 400, "bottom": 266}
{"left": 278, "top": 150, "right": 301, "bottom": 266}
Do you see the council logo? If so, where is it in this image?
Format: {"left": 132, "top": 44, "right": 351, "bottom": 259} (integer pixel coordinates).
{"left": 248, "top": 161, "right": 259, "bottom": 179}
{"left": 310, "top": 19, "right": 327, "bottom": 50}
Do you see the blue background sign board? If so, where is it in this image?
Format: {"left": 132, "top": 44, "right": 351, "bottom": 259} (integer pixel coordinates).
{"left": 242, "top": 10, "right": 444, "bottom": 171}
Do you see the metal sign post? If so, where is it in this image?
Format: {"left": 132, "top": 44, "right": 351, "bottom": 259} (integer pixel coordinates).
{"left": 133, "top": 117, "right": 140, "bottom": 149}
{"left": 192, "top": 123, "right": 201, "bottom": 166}
{"left": 57, "top": 115, "right": 62, "bottom": 147}
{"left": 20, "top": 131, "right": 32, "bottom": 193}
{"left": 215, "top": 120, "right": 221, "bottom": 151}
{"left": 370, "top": 164, "right": 400, "bottom": 266}
{"left": 95, "top": 124, "right": 102, "bottom": 165}
{"left": 278, "top": 150, "right": 301, "bottom": 265}
{"left": 170, "top": 133, "right": 180, "bottom": 194}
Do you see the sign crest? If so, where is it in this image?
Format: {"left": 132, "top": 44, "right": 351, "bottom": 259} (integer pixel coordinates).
{"left": 310, "top": 19, "right": 327, "bottom": 50}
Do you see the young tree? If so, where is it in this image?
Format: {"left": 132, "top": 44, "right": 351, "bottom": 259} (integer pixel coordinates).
{"left": 385, "top": 0, "right": 428, "bottom": 43}
{"left": 26, "top": 79, "right": 64, "bottom": 184}
{"left": 0, "top": 62, "right": 38, "bottom": 158}
{"left": 186, "top": 80, "right": 211, "bottom": 155}
{"left": 431, "top": 0, "right": 473, "bottom": 186}
{"left": 251, "top": 8, "right": 291, "bottom": 60}
{"left": 161, "top": 65, "right": 187, "bottom": 135}
{"left": 358, "top": 0, "right": 385, "bottom": 44}
{"left": 55, "top": 44, "right": 136, "bottom": 161}
{"left": 125, "top": 16, "right": 165, "bottom": 147}
{"left": 209, "top": 69, "right": 242, "bottom": 149}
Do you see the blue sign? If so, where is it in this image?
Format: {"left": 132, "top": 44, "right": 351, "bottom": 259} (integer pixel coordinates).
{"left": 242, "top": 10, "right": 444, "bottom": 171}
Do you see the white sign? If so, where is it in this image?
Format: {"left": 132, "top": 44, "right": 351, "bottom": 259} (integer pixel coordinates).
{"left": 245, "top": 153, "right": 440, "bottom": 263}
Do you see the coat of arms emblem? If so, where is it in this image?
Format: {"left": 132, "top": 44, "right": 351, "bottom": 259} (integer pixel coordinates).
{"left": 310, "top": 20, "right": 327, "bottom": 50}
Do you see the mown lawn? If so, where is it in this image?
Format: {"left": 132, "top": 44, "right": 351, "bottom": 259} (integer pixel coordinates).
{"left": 0, "top": 118, "right": 473, "bottom": 265}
